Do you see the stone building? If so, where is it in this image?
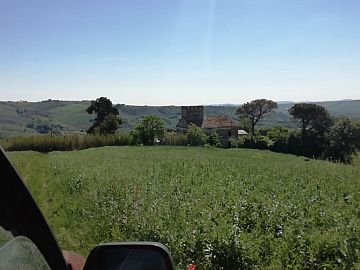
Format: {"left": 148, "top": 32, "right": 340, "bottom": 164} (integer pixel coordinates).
{"left": 176, "top": 106, "right": 204, "bottom": 131}
{"left": 176, "top": 106, "right": 238, "bottom": 148}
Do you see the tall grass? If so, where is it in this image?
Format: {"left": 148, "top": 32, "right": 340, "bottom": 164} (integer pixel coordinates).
{"left": 3, "top": 134, "right": 130, "bottom": 152}
{"left": 161, "top": 133, "right": 188, "bottom": 146}
{"left": 2, "top": 133, "right": 189, "bottom": 152}
{"left": 9, "top": 147, "right": 360, "bottom": 269}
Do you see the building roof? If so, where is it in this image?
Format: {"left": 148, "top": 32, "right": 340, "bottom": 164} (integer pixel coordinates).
{"left": 201, "top": 116, "right": 237, "bottom": 129}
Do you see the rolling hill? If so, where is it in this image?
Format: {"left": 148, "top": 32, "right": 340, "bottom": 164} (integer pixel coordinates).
{"left": 0, "top": 99, "right": 359, "bottom": 137}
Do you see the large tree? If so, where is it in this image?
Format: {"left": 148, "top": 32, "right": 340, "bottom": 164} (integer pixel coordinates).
{"left": 86, "top": 97, "right": 121, "bottom": 134}
{"left": 325, "top": 118, "right": 360, "bottom": 163}
{"left": 132, "top": 115, "right": 165, "bottom": 145}
{"left": 236, "top": 99, "right": 278, "bottom": 135}
{"left": 288, "top": 103, "right": 333, "bottom": 136}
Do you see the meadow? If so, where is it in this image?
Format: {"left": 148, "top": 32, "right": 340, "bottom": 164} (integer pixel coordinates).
{"left": 8, "top": 146, "right": 360, "bottom": 269}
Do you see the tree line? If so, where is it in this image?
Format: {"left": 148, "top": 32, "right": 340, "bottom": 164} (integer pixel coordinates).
{"left": 234, "top": 99, "right": 360, "bottom": 163}
{"left": 86, "top": 97, "right": 360, "bottom": 164}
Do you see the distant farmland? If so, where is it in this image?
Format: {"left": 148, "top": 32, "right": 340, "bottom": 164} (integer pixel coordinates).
{"left": 1, "top": 99, "right": 360, "bottom": 137}
{"left": 9, "top": 146, "right": 360, "bottom": 269}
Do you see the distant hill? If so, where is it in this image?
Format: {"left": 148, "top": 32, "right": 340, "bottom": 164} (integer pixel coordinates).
{"left": 0, "top": 99, "right": 359, "bottom": 137}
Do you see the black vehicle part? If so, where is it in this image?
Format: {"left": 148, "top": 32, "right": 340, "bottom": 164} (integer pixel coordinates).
{"left": 84, "top": 242, "right": 175, "bottom": 270}
{"left": 0, "top": 148, "right": 68, "bottom": 270}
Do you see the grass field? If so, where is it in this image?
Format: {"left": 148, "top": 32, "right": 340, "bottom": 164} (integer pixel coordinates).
{"left": 8, "top": 147, "right": 360, "bottom": 269}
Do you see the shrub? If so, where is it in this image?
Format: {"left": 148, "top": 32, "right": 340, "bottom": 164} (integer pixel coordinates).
{"left": 207, "top": 132, "right": 221, "bottom": 147}
{"left": 131, "top": 115, "right": 165, "bottom": 146}
{"left": 254, "top": 135, "right": 272, "bottom": 150}
{"left": 229, "top": 135, "right": 253, "bottom": 149}
{"left": 187, "top": 124, "right": 208, "bottom": 146}
{"left": 267, "top": 126, "right": 290, "bottom": 153}
{"left": 229, "top": 137, "right": 241, "bottom": 148}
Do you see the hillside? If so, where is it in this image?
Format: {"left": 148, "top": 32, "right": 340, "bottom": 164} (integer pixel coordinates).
{"left": 0, "top": 99, "right": 359, "bottom": 137}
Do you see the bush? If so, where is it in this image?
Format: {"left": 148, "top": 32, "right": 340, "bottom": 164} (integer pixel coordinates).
{"left": 207, "top": 132, "right": 221, "bottom": 147}
{"left": 254, "top": 135, "right": 272, "bottom": 150}
{"left": 266, "top": 126, "right": 290, "bottom": 153}
{"left": 187, "top": 124, "right": 208, "bottom": 146}
{"left": 231, "top": 135, "right": 271, "bottom": 150}
{"left": 131, "top": 115, "right": 165, "bottom": 146}
{"left": 229, "top": 137, "right": 241, "bottom": 148}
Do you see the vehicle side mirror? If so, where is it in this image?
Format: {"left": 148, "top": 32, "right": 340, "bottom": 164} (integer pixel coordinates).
{"left": 83, "top": 242, "right": 175, "bottom": 270}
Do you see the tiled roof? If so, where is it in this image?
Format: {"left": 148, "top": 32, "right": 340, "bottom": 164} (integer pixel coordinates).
{"left": 201, "top": 116, "right": 236, "bottom": 129}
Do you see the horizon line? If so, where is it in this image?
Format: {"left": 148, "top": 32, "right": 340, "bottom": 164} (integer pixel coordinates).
{"left": 0, "top": 98, "right": 359, "bottom": 107}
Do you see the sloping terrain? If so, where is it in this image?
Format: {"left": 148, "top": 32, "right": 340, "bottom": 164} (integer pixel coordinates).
{"left": 0, "top": 99, "right": 359, "bottom": 137}
{"left": 8, "top": 146, "right": 360, "bottom": 269}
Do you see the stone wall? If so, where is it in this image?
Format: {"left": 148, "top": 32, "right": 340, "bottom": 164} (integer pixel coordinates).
{"left": 178, "top": 106, "right": 204, "bottom": 128}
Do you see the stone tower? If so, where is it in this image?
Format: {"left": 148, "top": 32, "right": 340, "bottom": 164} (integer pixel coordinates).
{"left": 176, "top": 106, "right": 204, "bottom": 129}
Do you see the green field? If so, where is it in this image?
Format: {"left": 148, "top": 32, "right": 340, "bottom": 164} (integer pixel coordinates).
{"left": 8, "top": 147, "right": 360, "bottom": 269}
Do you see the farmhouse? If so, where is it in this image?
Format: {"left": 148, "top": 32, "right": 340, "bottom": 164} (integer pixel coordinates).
{"left": 176, "top": 106, "right": 238, "bottom": 147}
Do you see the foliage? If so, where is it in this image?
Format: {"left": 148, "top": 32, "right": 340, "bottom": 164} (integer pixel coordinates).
{"left": 286, "top": 130, "right": 303, "bottom": 155}
{"left": 3, "top": 134, "right": 130, "bottom": 152}
{"left": 324, "top": 118, "right": 360, "bottom": 163}
{"left": 288, "top": 103, "right": 333, "bottom": 136}
{"left": 186, "top": 124, "right": 208, "bottom": 146}
{"left": 131, "top": 115, "right": 165, "bottom": 145}
{"left": 265, "top": 126, "right": 290, "bottom": 153}
{"left": 93, "top": 114, "right": 121, "bottom": 135}
{"left": 207, "top": 132, "right": 221, "bottom": 147}
{"left": 231, "top": 134, "right": 272, "bottom": 150}
{"left": 1, "top": 100, "right": 360, "bottom": 137}
{"left": 232, "top": 122, "right": 360, "bottom": 164}
{"left": 238, "top": 118, "right": 252, "bottom": 133}
{"left": 9, "top": 147, "right": 360, "bottom": 269}
{"left": 24, "top": 119, "right": 65, "bottom": 135}
{"left": 86, "top": 97, "right": 121, "bottom": 134}
{"left": 35, "top": 122, "right": 51, "bottom": 134}
{"left": 253, "top": 135, "right": 272, "bottom": 150}
{"left": 236, "top": 99, "right": 278, "bottom": 135}
{"left": 161, "top": 133, "right": 188, "bottom": 146}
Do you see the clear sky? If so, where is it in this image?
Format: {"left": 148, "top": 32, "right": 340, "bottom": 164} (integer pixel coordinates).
{"left": 0, "top": 0, "right": 359, "bottom": 105}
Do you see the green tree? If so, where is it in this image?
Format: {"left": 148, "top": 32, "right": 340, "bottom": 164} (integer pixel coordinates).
{"left": 325, "top": 118, "right": 360, "bottom": 163}
{"left": 187, "top": 124, "right": 208, "bottom": 146}
{"left": 236, "top": 99, "right": 278, "bottom": 135}
{"left": 95, "top": 114, "right": 121, "bottom": 135}
{"left": 288, "top": 103, "right": 333, "bottom": 158}
{"left": 208, "top": 132, "right": 221, "bottom": 147}
{"left": 266, "top": 126, "right": 291, "bottom": 153}
{"left": 238, "top": 118, "right": 252, "bottom": 134}
{"left": 132, "top": 115, "right": 165, "bottom": 145}
{"left": 86, "top": 97, "right": 121, "bottom": 134}
{"left": 288, "top": 103, "right": 333, "bottom": 136}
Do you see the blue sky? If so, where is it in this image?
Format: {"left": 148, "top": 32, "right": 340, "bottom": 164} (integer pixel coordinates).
{"left": 0, "top": 0, "right": 359, "bottom": 105}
